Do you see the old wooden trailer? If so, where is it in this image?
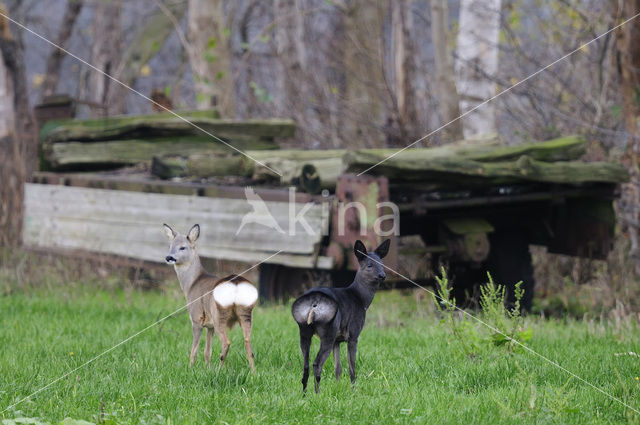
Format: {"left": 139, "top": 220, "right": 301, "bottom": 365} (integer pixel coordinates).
{"left": 25, "top": 102, "right": 629, "bottom": 309}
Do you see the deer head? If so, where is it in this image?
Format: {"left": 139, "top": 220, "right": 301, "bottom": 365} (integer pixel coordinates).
{"left": 163, "top": 223, "right": 200, "bottom": 267}
{"left": 353, "top": 239, "right": 390, "bottom": 287}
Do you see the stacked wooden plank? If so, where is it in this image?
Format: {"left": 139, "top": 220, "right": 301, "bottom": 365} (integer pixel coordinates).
{"left": 343, "top": 136, "right": 629, "bottom": 187}
{"left": 151, "top": 135, "right": 629, "bottom": 191}
{"left": 40, "top": 110, "right": 295, "bottom": 170}
{"left": 151, "top": 149, "right": 345, "bottom": 194}
{"left": 40, "top": 113, "right": 629, "bottom": 191}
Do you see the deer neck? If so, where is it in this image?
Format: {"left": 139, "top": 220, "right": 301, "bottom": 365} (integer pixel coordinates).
{"left": 349, "top": 273, "right": 377, "bottom": 310}
{"left": 174, "top": 253, "right": 204, "bottom": 295}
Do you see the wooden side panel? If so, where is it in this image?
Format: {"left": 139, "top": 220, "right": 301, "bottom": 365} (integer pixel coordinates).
{"left": 23, "top": 183, "right": 333, "bottom": 269}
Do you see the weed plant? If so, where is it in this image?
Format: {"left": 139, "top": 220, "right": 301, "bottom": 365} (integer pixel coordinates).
{"left": 433, "top": 268, "right": 533, "bottom": 356}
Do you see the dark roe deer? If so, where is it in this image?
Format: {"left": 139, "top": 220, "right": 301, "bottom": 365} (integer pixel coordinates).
{"left": 291, "top": 239, "right": 390, "bottom": 393}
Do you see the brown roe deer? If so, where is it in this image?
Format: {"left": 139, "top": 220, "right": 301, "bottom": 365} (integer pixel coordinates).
{"left": 163, "top": 223, "right": 257, "bottom": 371}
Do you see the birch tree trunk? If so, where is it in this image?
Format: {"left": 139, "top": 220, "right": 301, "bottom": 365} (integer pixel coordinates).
{"left": 187, "top": 0, "right": 233, "bottom": 114}
{"left": 41, "top": 0, "right": 83, "bottom": 100}
{"left": 88, "top": 0, "right": 125, "bottom": 116}
{"left": 614, "top": 0, "right": 640, "bottom": 272}
{"left": 455, "top": 0, "right": 501, "bottom": 138}
{"left": 430, "top": 0, "right": 463, "bottom": 142}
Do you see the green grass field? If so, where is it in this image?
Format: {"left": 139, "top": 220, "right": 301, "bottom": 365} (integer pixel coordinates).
{"left": 1, "top": 284, "right": 639, "bottom": 424}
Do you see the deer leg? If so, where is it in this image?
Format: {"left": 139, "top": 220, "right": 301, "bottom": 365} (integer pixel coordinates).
{"left": 213, "top": 308, "right": 232, "bottom": 368}
{"left": 347, "top": 339, "right": 358, "bottom": 386}
{"left": 333, "top": 343, "right": 342, "bottom": 380}
{"left": 204, "top": 328, "right": 214, "bottom": 365}
{"left": 215, "top": 327, "right": 231, "bottom": 368}
{"left": 299, "top": 327, "right": 313, "bottom": 394}
{"left": 313, "top": 338, "right": 334, "bottom": 393}
{"left": 190, "top": 324, "right": 203, "bottom": 366}
{"left": 238, "top": 308, "right": 256, "bottom": 372}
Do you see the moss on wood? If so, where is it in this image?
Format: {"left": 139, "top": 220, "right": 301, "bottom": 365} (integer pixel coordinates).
{"left": 42, "top": 115, "right": 296, "bottom": 143}
{"left": 344, "top": 152, "right": 628, "bottom": 186}
{"left": 45, "top": 137, "right": 278, "bottom": 169}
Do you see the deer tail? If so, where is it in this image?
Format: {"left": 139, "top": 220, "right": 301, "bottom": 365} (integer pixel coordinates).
{"left": 306, "top": 307, "right": 315, "bottom": 325}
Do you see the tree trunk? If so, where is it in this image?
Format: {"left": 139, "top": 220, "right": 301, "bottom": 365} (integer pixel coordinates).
{"left": 88, "top": 0, "right": 124, "bottom": 116}
{"left": 275, "top": 0, "right": 387, "bottom": 148}
{"left": 187, "top": 0, "right": 234, "bottom": 114}
{"left": 229, "top": 0, "right": 278, "bottom": 119}
{"left": 455, "top": 0, "right": 501, "bottom": 138}
{"left": 392, "top": 1, "right": 413, "bottom": 126}
{"left": 308, "top": 1, "right": 347, "bottom": 148}
{"left": 615, "top": 0, "right": 640, "bottom": 146}
{"left": 382, "top": 0, "right": 420, "bottom": 146}
{"left": 41, "top": 0, "right": 83, "bottom": 100}
{"left": 273, "top": 0, "right": 305, "bottom": 117}
{"left": 614, "top": 0, "right": 640, "bottom": 271}
{"left": 343, "top": 0, "right": 386, "bottom": 148}
{"left": 273, "top": 0, "right": 347, "bottom": 148}
{"left": 273, "top": 0, "right": 316, "bottom": 145}
{"left": 0, "top": 4, "right": 34, "bottom": 246}
{"left": 430, "top": 0, "right": 463, "bottom": 142}
{"left": 0, "top": 40, "right": 14, "bottom": 141}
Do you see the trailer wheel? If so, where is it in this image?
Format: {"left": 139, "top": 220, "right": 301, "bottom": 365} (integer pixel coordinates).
{"left": 258, "top": 263, "right": 281, "bottom": 302}
{"left": 486, "top": 229, "right": 535, "bottom": 312}
{"left": 258, "top": 264, "right": 323, "bottom": 302}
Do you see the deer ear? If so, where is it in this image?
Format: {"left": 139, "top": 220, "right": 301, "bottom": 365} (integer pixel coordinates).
{"left": 187, "top": 224, "right": 200, "bottom": 243}
{"left": 354, "top": 240, "right": 367, "bottom": 262}
{"left": 163, "top": 223, "right": 176, "bottom": 241}
{"left": 374, "top": 239, "right": 391, "bottom": 259}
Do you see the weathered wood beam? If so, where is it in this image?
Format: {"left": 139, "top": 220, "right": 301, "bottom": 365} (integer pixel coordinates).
{"left": 151, "top": 149, "right": 345, "bottom": 193}
{"left": 345, "top": 135, "right": 586, "bottom": 165}
{"left": 42, "top": 115, "right": 296, "bottom": 143}
{"left": 344, "top": 153, "right": 629, "bottom": 185}
{"left": 43, "top": 137, "right": 278, "bottom": 170}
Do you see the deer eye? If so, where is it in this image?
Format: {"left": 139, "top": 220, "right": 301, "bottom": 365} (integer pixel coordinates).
{"left": 179, "top": 246, "right": 186, "bottom": 251}
{"left": 367, "top": 263, "right": 373, "bottom": 268}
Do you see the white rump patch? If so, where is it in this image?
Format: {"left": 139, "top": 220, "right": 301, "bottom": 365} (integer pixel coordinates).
{"left": 213, "top": 282, "right": 236, "bottom": 307}
{"left": 213, "top": 281, "right": 258, "bottom": 307}
{"left": 235, "top": 282, "right": 258, "bottom": 306}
